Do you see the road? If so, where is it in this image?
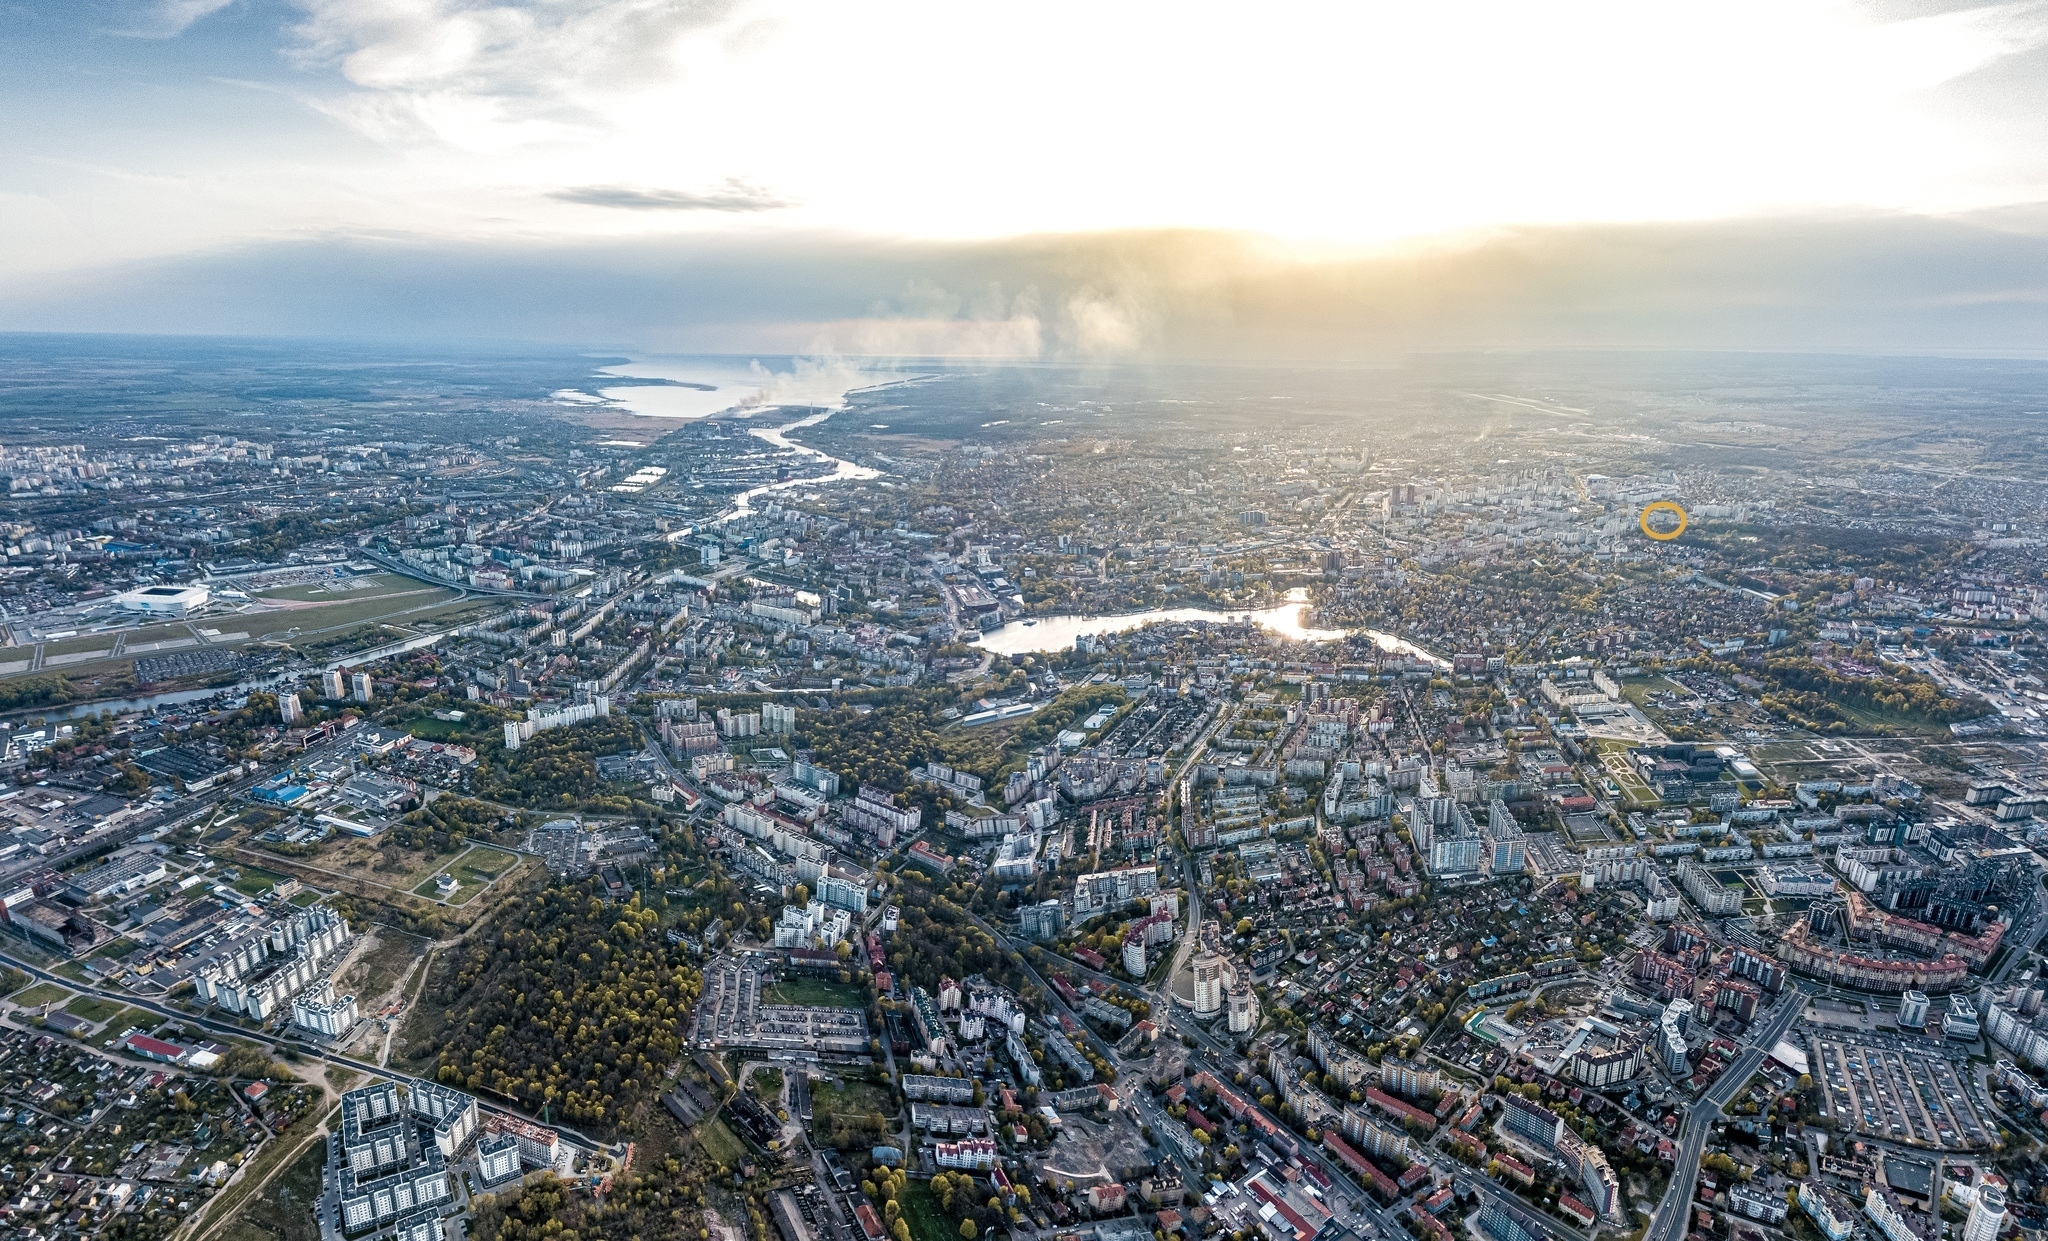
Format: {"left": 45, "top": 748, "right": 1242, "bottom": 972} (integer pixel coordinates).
{"left": 0, "top": 945, "right": 613, "bottom": 1157}
{"left": 1644, "top": 989, "right": 1808, "bottom": 1241}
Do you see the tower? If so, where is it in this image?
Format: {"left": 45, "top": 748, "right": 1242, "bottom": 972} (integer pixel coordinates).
{"left": 1965, "top": 1187, "right": 2006, "bottom": 1241}
{"left": 1192, "top": 952, "right": 1224, "bottom": 1016}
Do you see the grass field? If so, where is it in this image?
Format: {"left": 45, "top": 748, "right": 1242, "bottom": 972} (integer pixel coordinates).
{"left": 98, "top": 1007, "right": 156, "bottom": 1039}
{"left": 90, "top": 936, "right": 138, "bottom": 960}
{"left": 231, "top": 864, "right": 293, "bottom": 896}
{"left": 412, "top": 873, "right": 460, "bottom": 899}
{"left": 289, "top": 889, "right": 323, "bottom": 907}
{"left": 407, "top": 843, "right": 521, "bottom": 902}
{"left": 459, "top": 846, "right": 520, "bottom": 877}
{"left": 317, "top": 833, "right": 470, "bottom": 893}
{"left": 695, "top": 1116, "right": 749, "bottom": 1168}
{"left": 11, "top": 982, "right": 72, "bottom": 1007}
{"left": 401, "top": 716, "right": 470, "bottom": 740}
{"left": 257, "top": 575, "right": 417, "bottom": 603}
{"left": 41, "top": 633, "right": 122, "bottom": 657}
{"left": 896, "top": 1180, "right": 959, "bottom": 1241}
{"left": 763, "top": 976, "right": 865, "bottom": 1008}
{"left": 63, "top": 994, "right": 126, "bottom": 1023}
{"left": 217, "top": 1135, "right": 328, "bottom": 1241}
{"left": 810, "top": 1076, "right": 894, "bottom": 1126}
{"left": 244, "top": 590, "right": 474, "bottom": 643}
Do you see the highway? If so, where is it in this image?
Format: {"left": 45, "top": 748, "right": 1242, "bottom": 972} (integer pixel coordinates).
{"left": 1643, "top": 989, "right": 1808, "bottom": 1241}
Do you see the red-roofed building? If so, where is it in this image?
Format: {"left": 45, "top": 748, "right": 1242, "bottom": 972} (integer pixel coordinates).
{"left": 1558, "top": 1195, "right": 1596, "bottom": 1227}
{"left": 1323, "top": 1132, "right": 1399, "bottom": 1200}
{"left": 854, "top": 1205, "right": 886, "bottom": 1241}
{"left": 1366, "top": 1087, "right": 1437, "bottom": 1132}
{"left": 122, "top": 1033, "right": 188, "bottom": 1063}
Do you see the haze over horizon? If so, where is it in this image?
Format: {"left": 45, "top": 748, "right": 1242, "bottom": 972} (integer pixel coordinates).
{"left": 10, "top": 0, "right": 2048, "bottom": 358}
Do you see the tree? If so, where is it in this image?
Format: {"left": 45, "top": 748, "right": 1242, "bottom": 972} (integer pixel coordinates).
{"left": 960, "top": 1222, "right": 978, "bottom": 1240}
{"left": 1236, "top": 917, "right": 1254, "bottom": 937}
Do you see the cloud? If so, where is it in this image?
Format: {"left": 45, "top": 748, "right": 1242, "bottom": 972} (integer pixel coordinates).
{"left": 548, "top": 182, "right": 790, "bottom": 212}
{"left": 116, "top": 0, "right": 236, "bottom": 38}
{"left": 14, "top": 212, "right": 2048, "bottom": 360}
{"left": 287, "top": 0, "right": 746, "bottom": 145}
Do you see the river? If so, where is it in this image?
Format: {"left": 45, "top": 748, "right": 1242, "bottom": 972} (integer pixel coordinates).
{"left": 720, "top": 407, "right": 881, "bottom": 522}
{"left": 969, "top": 588, "right": 1446, "bottom": 662}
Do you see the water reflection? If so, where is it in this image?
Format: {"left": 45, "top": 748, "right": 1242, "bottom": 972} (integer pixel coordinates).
{"left": 969, "top": 589, "right": 1443, "bottom": 664}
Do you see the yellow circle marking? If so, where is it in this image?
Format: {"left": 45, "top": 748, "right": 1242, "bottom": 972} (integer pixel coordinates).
{"left": 1639, "top": 500, "right": 1688, "bottom": 541}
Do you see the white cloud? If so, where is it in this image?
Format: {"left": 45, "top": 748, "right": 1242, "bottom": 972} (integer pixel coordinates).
{"left": 288, "top": 0, "right": 746, "bottom": 146}
{"left": 117, "top": 0, "right": 237, "bottom": 38}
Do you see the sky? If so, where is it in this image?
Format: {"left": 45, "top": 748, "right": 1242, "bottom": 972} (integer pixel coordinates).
{"left": 7, "top": 0, "right": 2048, "bottom": 357}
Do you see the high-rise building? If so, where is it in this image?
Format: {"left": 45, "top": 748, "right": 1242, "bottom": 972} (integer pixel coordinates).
{"left": 1227, "top": 985, "right": 1259, "bottom": 1034}
{"left": 1019, "top": 900, "right": 1063, "bottom": 943}
{"left": 323, "top": 668, "right": 346, "bottom": 699}
{"left": 1898, "top": 991, "right": 1930, "bottom": 1028}
{"left": 1502, "top": 1094, "right": 1564, "bottom": 1148}
{"left": 1965, "top": 1187, "right": 2006, "bottom": 1241}
{"left": 1192, "top": 952, "right": 1225, "bottom": 1016}
{"left": 280, "top": 692, "right": 303, "bottom": 724}
{"left": 1122, "top": 933, "right": 1147, "bottom": 977}
{"left": 1660, "top": 999, "right": 1693, "bottom": 1074}
{"left": 352, "top": 671, "right": 373, "bottom": 702}
{"left": 1946, "top": 994, "right": 1981, "bottom": 1041}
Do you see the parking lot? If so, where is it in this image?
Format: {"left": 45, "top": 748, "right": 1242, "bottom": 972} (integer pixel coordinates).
{"left": 1814, "top": 1033, "right": 1992, "bottom": 1150}
{"left": 689, "top": 954, "right": 870, "bottom": 1053}
{"left": 690, "top": 954, "right": 761, "bottom": 1046}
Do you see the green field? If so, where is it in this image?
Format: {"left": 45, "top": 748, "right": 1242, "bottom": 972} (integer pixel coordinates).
{"left": 694, "top": 1116, "right": 749, "bottom": 1168}
{"left": 896, "top": 1181, "right": 959, "bottom": 1241}
{"left": 458, "top": 846, "right": 520, "bottom": 878}
{"left": 99, "top": 1007, "right": 156, "bottom": 1038}
{"left": 409, "top": 843, "right": 521, "bottom": 902}
{"left": 412, "top": 873, "right": 462, "bottom": 900}
{"left": 810, "top": 1076, "right": 894, "bottom": 1125}
{"left": 63, "top": 994, "right": 126, "bottom": 1023}
{"left": 762, "top": 976, "right": 865, "bottom": 1008}
{"left": 42, "top": 633, "right": 123, "bottom": 658}
{"left": 257, "top": 576, "right": 415, "bottom": 603}
{"left": 289, "top": 889, "right": 323, "bottom": 907}
{"left": 401, "top": 716, "right": 471, "bottom": 741}
{"left": 90, "top": 937, "right": 138, "bottom": 960}
{"left": 11, "top": 982, "right": 72, "bottom": 1007}
{"left": 231, "top": 864, "right": 292, "bottom": 896}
